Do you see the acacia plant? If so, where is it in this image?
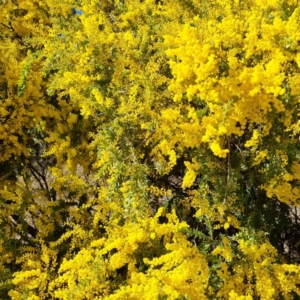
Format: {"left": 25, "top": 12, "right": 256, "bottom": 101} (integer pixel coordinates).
{"left": 1, "top": 0, "right": 300, "bottom": 299}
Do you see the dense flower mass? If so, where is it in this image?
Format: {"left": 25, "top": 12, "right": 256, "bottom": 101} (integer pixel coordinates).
{"left": 0, "top": 0, "right": 300, "bottom": 299}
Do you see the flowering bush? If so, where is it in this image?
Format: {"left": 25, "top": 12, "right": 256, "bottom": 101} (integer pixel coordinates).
{"left": 0, "top": 0, "right": 300, "bottom": 299}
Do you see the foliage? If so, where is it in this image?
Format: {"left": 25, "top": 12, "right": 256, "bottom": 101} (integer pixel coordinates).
{"left": 0, "top": 0, "right": 300, "bottom": 299}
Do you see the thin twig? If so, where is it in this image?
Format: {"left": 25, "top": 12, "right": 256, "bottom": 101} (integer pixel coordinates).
{"left": 223, "top": 137, "right": 231, "bottom": 205}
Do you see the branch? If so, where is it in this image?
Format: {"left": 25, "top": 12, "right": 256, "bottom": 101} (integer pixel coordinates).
{"left": 10, "top": 214, "right": 38, "bottom": 239}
